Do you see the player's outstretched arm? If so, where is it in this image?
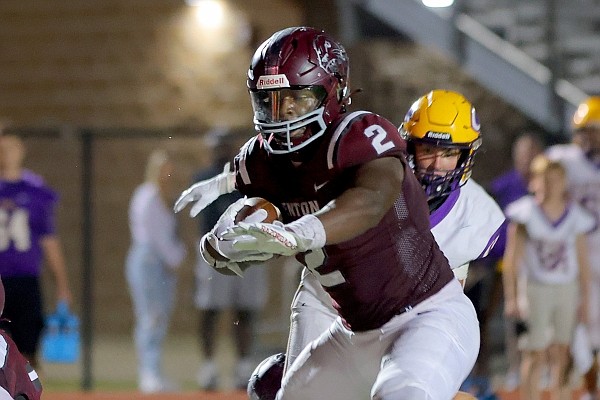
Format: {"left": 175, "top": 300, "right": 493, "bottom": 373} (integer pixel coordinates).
{"left": 224, "top": 157, "right": 404, "bottom": 256}
{"left": 200, "top": 197, "right": 274, "bottom": 275}
{"left": 173, "top": 162, "right": 236, "bottom": 217}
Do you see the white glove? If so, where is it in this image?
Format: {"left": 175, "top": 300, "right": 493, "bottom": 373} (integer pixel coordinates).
{"left": 173, "top": 162, "right": 236, "bottom": 217}
{"left": 223, "top": 214, "right": 326, "bottom": 257}
{"left": 200, "top": 232, "right": 271, "bottom": 276}
{"left": 200, "top": 197, "right": 274, "bottom": 276}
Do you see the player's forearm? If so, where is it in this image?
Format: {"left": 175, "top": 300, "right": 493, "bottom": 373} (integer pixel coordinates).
{"left": 41, "top": 236, "right": 71, "bottom": 300}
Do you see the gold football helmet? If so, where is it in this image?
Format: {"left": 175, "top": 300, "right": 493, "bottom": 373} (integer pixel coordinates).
{"left": 400, "top": 89, "right": 482, "bottom": 199}
{"left": 573, "top": 96, "right": 600, "bottom": 130}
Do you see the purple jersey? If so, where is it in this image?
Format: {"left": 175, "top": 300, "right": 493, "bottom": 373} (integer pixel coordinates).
{"left": 487, "top": 169, "right": 529, "bottom": 260}
{"left": 490, "top": 169, "right": 529, "bottom": 210}
{"left": 0, "top": 179, "right": 58, "bottom": 277}
{"left": 235, "top": 111, "right": 453, "bottom": 331}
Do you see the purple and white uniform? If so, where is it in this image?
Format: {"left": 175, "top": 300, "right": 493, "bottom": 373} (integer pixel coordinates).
{"left": 505, "top": 195, "right": 594, "bottom": 349}
{"left": 234, "top": 111, "right": 479, "bottom": 400}
{"left": 430, "top": 179, "right": 504, "bottom": 279}
{"left": 547, "top": 143, "right": 600, "bottom": 347}
{"left": 506, "top": 195, "right": 594, "bottom": 284}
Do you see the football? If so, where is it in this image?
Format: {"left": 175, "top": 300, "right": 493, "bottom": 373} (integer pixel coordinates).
{"left": 235, "top": 197, "right": 281, "bottom": 224}
{"left": 201, "top": 197, "right": 281, "bottom": 276}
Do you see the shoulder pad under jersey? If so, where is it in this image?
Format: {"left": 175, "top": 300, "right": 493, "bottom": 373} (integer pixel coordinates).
{"left": 327, "top": 111, "right": 406, "bottom": 170}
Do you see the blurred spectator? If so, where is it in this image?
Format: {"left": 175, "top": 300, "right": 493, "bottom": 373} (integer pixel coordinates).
{"left": 486, "top": 131, "right": 544, "bottom": 391}
{"left": 0, "top": 134, "right": 72, "bottom": 370}
{"left": 503, "top": 155, "right": 593, "bottom": 400}
{"left": 126, "top": 149, "right": 187, "bottom": 393}
{"left": 547, "top": 96, "right": 600, "bottom": 400}
{"left": 193, "top": 128, "right": 268, "bottom": 391}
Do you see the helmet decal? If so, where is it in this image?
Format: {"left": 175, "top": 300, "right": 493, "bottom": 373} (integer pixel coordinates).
{"left": 471, "top": 107, "right": 481, "bottom": 132}
{"left": 425, "top": 131, "right": 451, "bottom": 141}
{"left": 314, "top": 35, "right": 348, "bottom": 76}
{"left": 404, "top": 100, "right": 420, "bottom": 123}
{"left": 256, "top": 74, "right": 290, "bottom": 89}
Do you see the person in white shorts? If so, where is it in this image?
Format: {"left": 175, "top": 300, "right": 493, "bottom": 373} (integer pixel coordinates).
{"left": 503, "top": 154, "right": 594, "bottom": 400}
{"left": 547, "top": 96, "right": 600, "bottom": 400}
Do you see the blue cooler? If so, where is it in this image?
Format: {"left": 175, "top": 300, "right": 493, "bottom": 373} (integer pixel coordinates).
{"left": 41, "top": 301, "right": 80, "bottom": 364}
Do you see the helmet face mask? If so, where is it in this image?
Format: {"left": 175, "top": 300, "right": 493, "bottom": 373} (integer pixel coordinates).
{"left": 247, "top": 27, "right": 350, "bottom": 154}
{"left": 412, "top": 142, "right": 479, "bottom": 198}
{"left": 400, "top": 90, "right": 482, "bottom": 200}
{"left": 250, "top": 86, "right": 328, "bottom": 154}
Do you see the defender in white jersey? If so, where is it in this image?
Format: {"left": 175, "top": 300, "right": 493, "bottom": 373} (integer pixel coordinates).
{"left": 546, "top": 96, "right": 600, "bottom": 400}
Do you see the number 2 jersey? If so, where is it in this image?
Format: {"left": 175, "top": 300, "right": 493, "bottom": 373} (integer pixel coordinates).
{"left": 0, "top": 178, "right": 58, "bottom": 278}
{"left": 234, "top": 111, "right": 454, "bottom": 332}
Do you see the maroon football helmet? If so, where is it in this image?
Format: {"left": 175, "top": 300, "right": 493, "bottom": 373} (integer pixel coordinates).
{"left": 247, "top": 27, "right": 350, "bottom": 154}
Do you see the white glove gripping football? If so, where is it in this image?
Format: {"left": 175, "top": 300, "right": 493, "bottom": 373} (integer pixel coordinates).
{"left": 173, "top": 162, "right": 236, "bottom": 217}
{"left": 223, "top": 214, "right": 326, "bottom": 257}
{"left": 200, "top": 232, "right": 272, "bottom": 276}
{"left": 199, "top": 197, "right": 274, "bottom": 276}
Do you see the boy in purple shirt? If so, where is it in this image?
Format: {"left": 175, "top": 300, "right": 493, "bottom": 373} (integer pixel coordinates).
{"left": 0, "top": 135, "right": 72, "bottom": 369}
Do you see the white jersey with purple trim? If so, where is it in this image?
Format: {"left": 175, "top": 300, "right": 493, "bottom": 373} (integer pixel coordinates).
{"left": 430, "top": 179, "right": 505, "bottom": 271}
{"left": 545, "top": 143, "right": 600, "bottom": 347}
{"left": 505, "top": 195, "right": 594, "bottom": 285}
{"left": 546, "top": 144, "right": 600, "bottom": 275}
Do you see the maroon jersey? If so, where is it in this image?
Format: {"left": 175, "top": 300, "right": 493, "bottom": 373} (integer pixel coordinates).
{"left": 235, "top": 111, "right": 453, "bottom": 331}
{"left": 0, "top": 330, "right": 42, "bottom": 400}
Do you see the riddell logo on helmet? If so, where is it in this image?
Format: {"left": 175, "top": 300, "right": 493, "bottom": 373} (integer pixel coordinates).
{"left": 426, "top": 131, "right": 451, "bottom": 140}
{"left": 257, "top": 74, "right": 290, "bottom": 89}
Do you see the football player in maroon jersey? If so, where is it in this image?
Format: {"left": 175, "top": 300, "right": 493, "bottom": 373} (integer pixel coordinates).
{"left": 176, "top": 27, "right": 479, "bottom": 400}
{"left": 0, "top": 277, "right": 42, "bottom": 400}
